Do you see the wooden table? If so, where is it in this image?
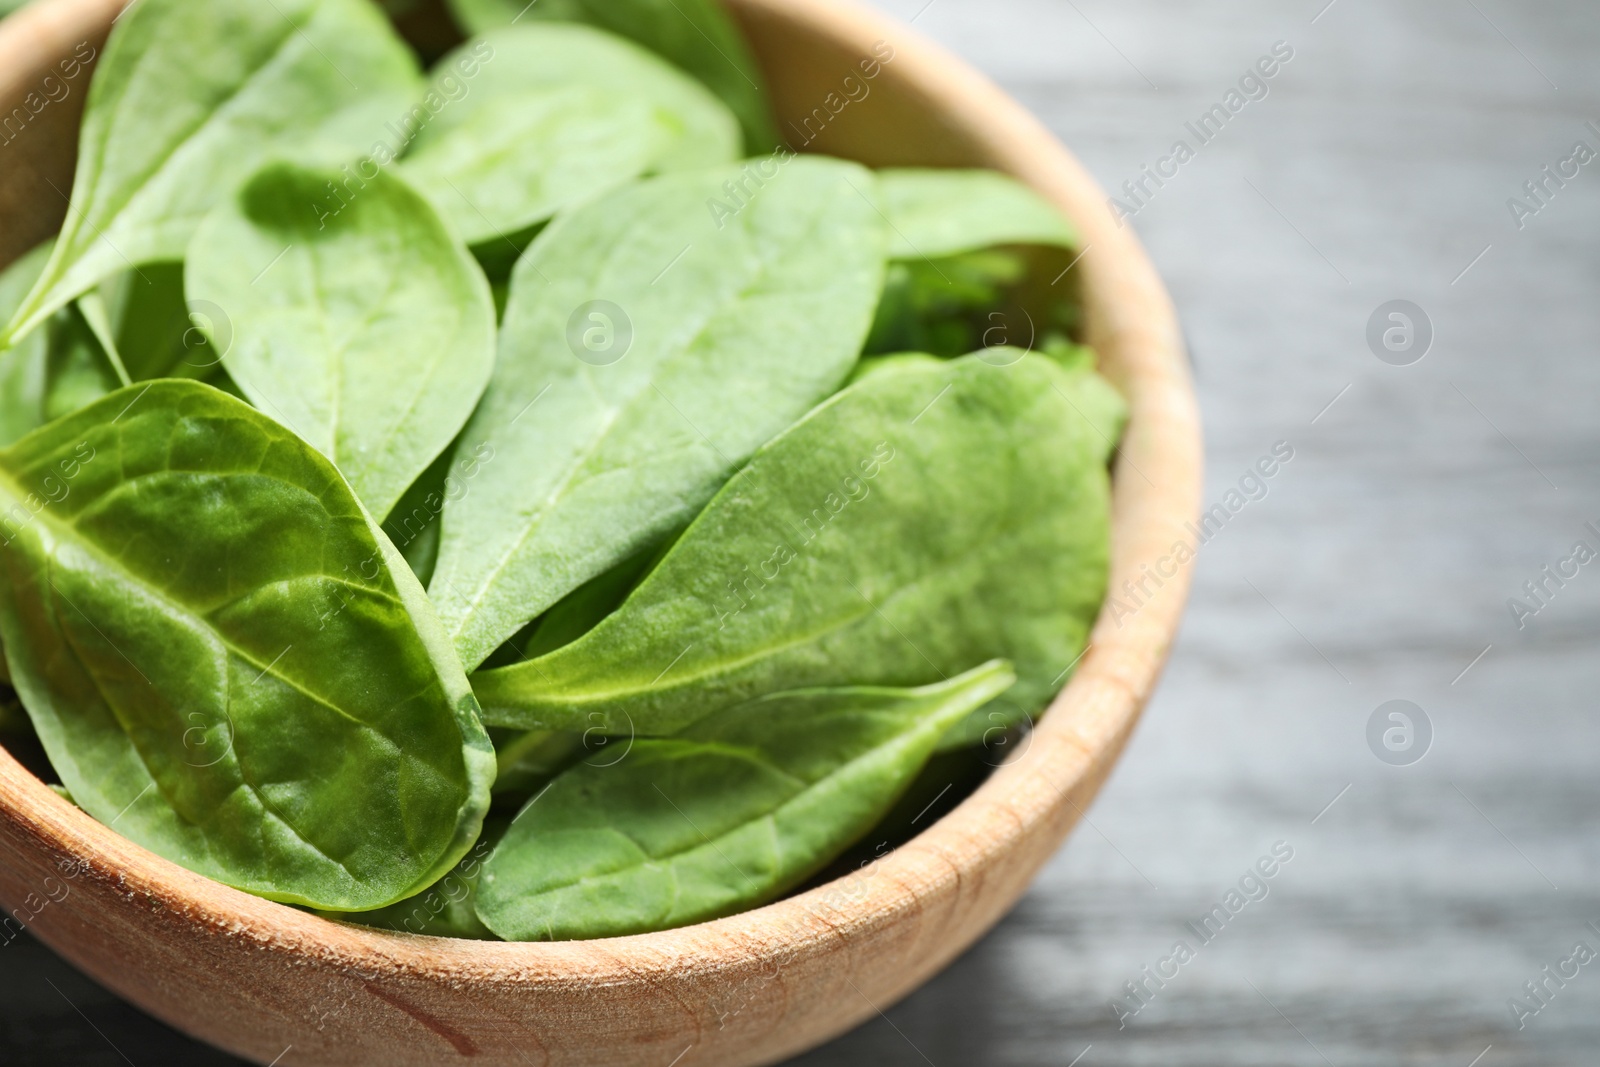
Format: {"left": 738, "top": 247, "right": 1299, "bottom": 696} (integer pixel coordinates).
{"left": 3, "top": 1, "right": 1597, "bottom": 1064}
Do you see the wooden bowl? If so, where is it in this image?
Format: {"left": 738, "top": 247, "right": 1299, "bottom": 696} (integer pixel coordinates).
{"left": 0, "top": 1, "right": 1200, "bottom": 1063}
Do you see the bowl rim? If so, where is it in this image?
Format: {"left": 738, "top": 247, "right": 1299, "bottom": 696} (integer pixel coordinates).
{"left": 0, "top": 0, "right": 1201, "bottom": 1059}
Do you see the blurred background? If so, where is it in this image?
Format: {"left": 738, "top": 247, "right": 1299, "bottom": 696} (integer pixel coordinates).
{"left": 3, "top": 1, "right": 1597, "bottom": 1064}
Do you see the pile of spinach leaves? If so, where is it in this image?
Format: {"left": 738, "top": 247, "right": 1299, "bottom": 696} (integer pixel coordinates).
{"left": 0, "top": 0, "right": 1122, "bottom": 940}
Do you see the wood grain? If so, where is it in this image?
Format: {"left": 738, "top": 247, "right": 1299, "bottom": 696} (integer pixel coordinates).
{"left": 0, "top": 0, "right": 1198, "bottom": 1065}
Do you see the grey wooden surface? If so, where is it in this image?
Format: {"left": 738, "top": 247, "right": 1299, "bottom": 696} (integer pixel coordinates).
{"left": 4, "top": 1, "right": 1599, "bottom": 1065}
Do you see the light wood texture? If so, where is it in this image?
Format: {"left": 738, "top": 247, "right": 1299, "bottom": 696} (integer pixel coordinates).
{"left": 0, "top": 1, "right": 1198, "bottom": 1064}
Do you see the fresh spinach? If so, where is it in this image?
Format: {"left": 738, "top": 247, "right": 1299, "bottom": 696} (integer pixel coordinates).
{"left": 444, "top": 0, "right": 776, "bottom": 151}
{"left": 187, "top": 161, "right": 497, "bottom": 520}
{"left": 0, "top": 0, "right": 422, "bottom": 346}
{"left": 0, "top": 381, "right": 494, "bottom": 910}
{"left": 400, "top": 27, "right": 740, "bottom": 247}
{"left": 429, "top": 157, "right": 886, "bottom": 669}
{"left": 471, "top": 352, "right": 1114, "bottom": 738}
{"left": 0, "top": 0, "right": 1122, "bottom": 938}
{"left": 475, "top": 660, "right": 1015, "bottom": 941}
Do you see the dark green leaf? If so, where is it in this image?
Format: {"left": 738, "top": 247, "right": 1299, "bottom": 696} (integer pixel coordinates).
{"left": 475, "top": 660, "right": 1015, "bottom": 941}
{"left": 0, "top": 381, "right": 494, "bottom": 910}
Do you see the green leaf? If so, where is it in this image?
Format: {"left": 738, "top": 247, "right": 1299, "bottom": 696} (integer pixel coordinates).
{"left": 187, "top": 161, "right": 497, "bottom": 520}
{"left": 876, "top": 168, "right": 1077, "bottom": 260}
{"left": 471, "top": 352, "right": 1112, "bottom": 737}
{"left": 72, "top": 292, "right": 132, "bottom": 388}
{"left": 429, "top": 157, "right": 886, "bottom": 668}
{"left": 400, "top": 27, "right": 740, "bottom": 246}
{"left": 400, "top": 88, "right": 670, "bottom": 247}
{"left": 0, "top": 381, "right": 494, "bottom": 911}
{"left": 0, "top": 0, "right": 422, "bottom": 346}
{"left": 444, "top": 0, "right": 776, "bottom": 151}
{"left": 474, "top": 660, "right": 1016, "bottom": 941}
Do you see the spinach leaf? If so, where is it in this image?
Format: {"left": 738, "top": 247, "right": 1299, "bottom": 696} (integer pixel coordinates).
{"left": 847, "top": 351, "right": 944, "bottom": 384}
{"left": 507, "top": 543, "right": 661, "bottom": 665}
{"left": 474, "top": 660, "right": 1015, "bottom": 941}
{"left": 187, "top": 161, "right": 497, "bottom": 520}
{"left": 445, "top": 0, "right": 776, "bottom": 151}
{"left": 0, "top": 0, "right": 422, "bottom": 346}
{"left": 400, "top": 27, "right": 740, "bottom": 247}
{"left": 0, "top": 381, "right": 495, "bottom": 911}
{"left": 866, "top": 250, "right": 1028, "bottom": 356}
{"left": 471, "top": 352, "right": 1113, "bottom": 737}
{"left": 429, "top": 157, "right": 886, "bottom": 668}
